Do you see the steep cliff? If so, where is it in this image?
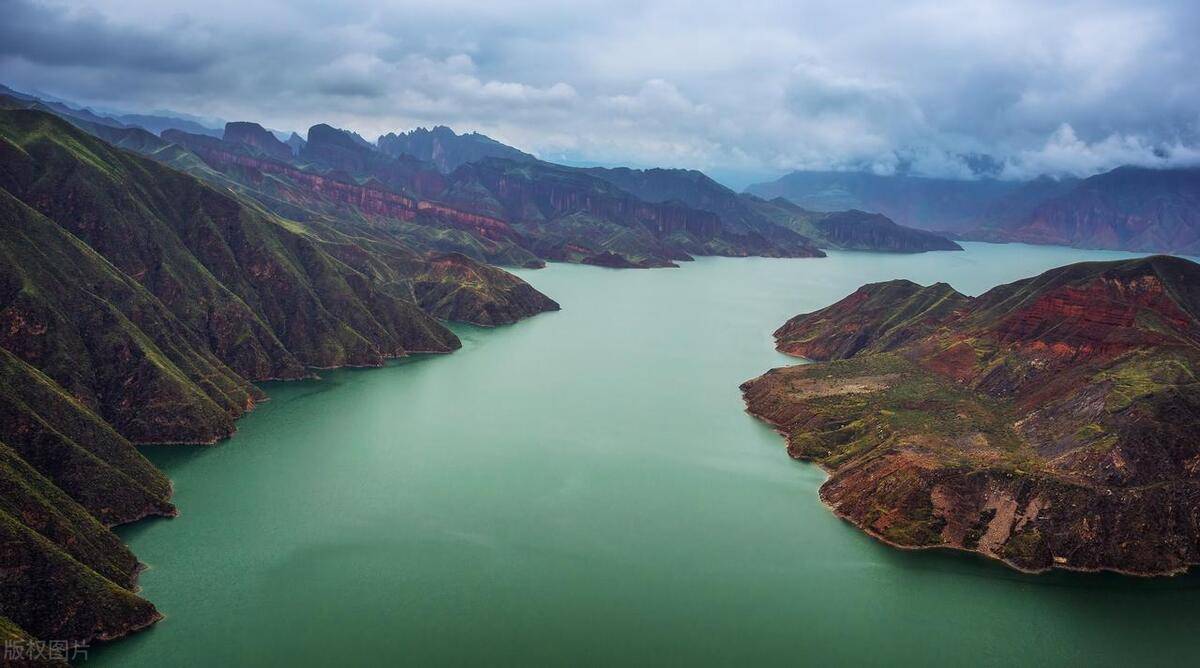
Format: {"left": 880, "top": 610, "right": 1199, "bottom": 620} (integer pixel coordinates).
{"left": 743, "top": 255, "right": 1200, "bottom": 575}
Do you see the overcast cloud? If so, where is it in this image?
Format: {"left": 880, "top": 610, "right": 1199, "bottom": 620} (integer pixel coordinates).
{"left": 2, "top": 0, "right": 1197, "bottom": 186}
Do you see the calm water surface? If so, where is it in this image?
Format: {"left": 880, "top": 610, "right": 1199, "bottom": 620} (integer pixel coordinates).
{"left": 96, "top": 243, "right": 1200, "bottom": 666}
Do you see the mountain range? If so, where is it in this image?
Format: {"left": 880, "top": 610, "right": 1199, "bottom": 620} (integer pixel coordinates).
{"left": 748, "top": 166, "right": 1200, "bottom": 255}
{"left": 378, "top": 125, "right": 536, "bottom": 172}
{"left": 2, "top": 86, "right": 963, "bottom": 268}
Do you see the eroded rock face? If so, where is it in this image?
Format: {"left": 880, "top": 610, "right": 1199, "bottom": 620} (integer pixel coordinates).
{"left": 742, "top": 255, "right": 1200, "bottom": 575}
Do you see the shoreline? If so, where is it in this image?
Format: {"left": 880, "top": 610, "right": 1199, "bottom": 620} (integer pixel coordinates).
{"left": 741, "top": 396, "right": 1198, "bottom": 579}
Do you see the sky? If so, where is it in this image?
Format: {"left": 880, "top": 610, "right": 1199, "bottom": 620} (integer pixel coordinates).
{"left": 2, "top": 0, "right": 1198, "bottom": 188}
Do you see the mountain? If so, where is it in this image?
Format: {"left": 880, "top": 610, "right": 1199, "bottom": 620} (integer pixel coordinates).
{"left": 742, "top": 255, "right": 1200, "bottom": 575}
{"left": 223, "top": 121, "right": 292, "bottom": 161}
{"left": 0, "top": 107, "right": 557, "bottom": 649}
{"left": 586, "top": 165, "right": 960, "bottom": 253}
{"left": 299, "top": 123, "right": 384, "bottom": 172}
{"left": 161, "top": 125, "right": 541, "bottom": 267}
{"left": 583, "top": 166, "right": 816, "bottom": 248}
{"left": 108, "top": 112, "right": 222, "bottom": 138}
{"left": 4, "top": 87, "right": 832, "bottom": 267}
{"left": 746, "top": 170, "right": 1022, "bottom": 231}
{"left": 743, "top": 196, "right": 962, "bottom": 252}
{"left": 378, "top": 125, "right": 535, "bottom": 172}
{"left": 444, "top": 158, "right": 824, "bottom": 266}
{"left": 286, "top": 131, "right": 306, "bottom": 156}
{"left": 964, "top": 167, "right": 1200, "bottom": 254}
{"left": 747, "top": 166, "right": 1200, "bottom": 256}
{"left": 0, "top": 84, "right": 221, "bottom": 138}
{"left": 150, "top": 121, "right": 825, "bottom": 267}
{"left": 0, "top": 84, "right": 130, "bottom": 131}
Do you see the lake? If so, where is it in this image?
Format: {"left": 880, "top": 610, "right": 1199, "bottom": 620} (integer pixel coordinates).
{"left": 94, "top": 243, "right": 1200, "bottom": 666}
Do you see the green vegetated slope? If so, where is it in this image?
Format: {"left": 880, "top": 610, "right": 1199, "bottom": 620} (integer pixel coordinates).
{"left": 0, "top": 108, "right": 557, "bottom": 650}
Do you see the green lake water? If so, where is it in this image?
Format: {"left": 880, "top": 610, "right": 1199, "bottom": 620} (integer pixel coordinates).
{"left": 95, "top": 242, "right": 1200, "bottom": 666}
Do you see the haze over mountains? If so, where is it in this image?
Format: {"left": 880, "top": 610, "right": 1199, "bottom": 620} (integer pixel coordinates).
{"left": 749, "top": 166, "right": 1200, "bottom": 255}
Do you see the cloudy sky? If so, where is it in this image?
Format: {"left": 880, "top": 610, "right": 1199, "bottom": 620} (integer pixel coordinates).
{"left": 2, "top": 0, "right": 1198, "bottom": 187}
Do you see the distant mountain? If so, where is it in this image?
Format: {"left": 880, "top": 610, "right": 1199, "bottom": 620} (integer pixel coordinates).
{"left": 224, "top": 121, "right": 292, "bottom": 161}
{"left": 584, "top": 166, "right": 770, "bottom": 231}
{"left": 299, "top": 123, "right": 379, "bottom": 170}
{"left": 748, "top": 166, "right": 1200, "bottom": 255}
{"left": 0, "top": 83, "right": 130, "bottom": 130}
{"left": 580, "top": 165, "right": 957, "bottom": 253}
{"left": 162, "top": 125, "right": 539, "bottom": 267}
{"left": 0, "top": 84, "right": 221, "bottom": 137}
{"left": 443, "top": 158, "right": 823, "bottom": 265}
{"left": 286, "top": 131, "right": 306, "bottom": 156}
{"left": 744, "top": 255, "right": 1200, "bottom": 575}
{"left": 746, "top": 170, "right": 1025, "bottom": 231}
{"left": 109, "top": 112, "right": 222, "bottom": 137}
{"left": 744, "top": 196, "right": 961, "bottom": 253}
{"left": 378, "top": 125, "right": 534, "bottom": 172}
{"left": 965, "top": 167, "right": 1200, "bottom": 255}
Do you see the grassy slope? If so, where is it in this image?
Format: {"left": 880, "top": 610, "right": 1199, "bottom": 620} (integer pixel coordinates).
{"left": 0, "top": 110, "right": 460, "bottom": 379}
{"left": 0, "top": 187, "right": 255, "bottom": 444}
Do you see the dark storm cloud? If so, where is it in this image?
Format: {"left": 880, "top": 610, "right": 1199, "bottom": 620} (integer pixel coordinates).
{"left": 1, "top": 0, "right": 1197, "bottom": 183}
{"left": 0, "top": 0, "right": 212, "bottom": 73}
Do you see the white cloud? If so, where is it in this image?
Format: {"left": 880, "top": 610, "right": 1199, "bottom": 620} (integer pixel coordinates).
{"left": 1002, "top": 123, "right": 1200, "bottom": 179}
